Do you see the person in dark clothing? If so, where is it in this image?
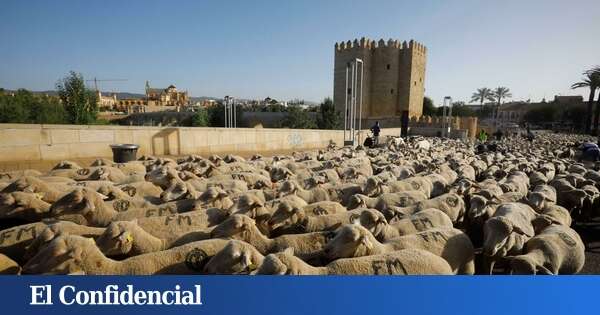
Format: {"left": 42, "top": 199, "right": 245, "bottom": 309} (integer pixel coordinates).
{"left": 580, "top": 142, "right": 600, "bottom": 162}
{"left": 370, "top": 121, "right": 381, "bottom": 146}
{"left": 493, "top": 130, "right": 503, "bottom": 141}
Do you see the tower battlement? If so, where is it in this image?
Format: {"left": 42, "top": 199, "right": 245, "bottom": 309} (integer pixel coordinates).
{"left": 333, "top": 37, "right": 427, "bottom": 124}
{"left": 334, "top": 37, "right": 426, "bottom": 54}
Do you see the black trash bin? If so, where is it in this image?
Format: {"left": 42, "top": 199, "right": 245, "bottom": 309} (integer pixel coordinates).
{"left": 110, "top": 144, "right": 139, "bottom": 163}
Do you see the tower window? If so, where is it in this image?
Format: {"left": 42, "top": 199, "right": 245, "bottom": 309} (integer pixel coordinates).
{"left": 414, "top": 81, "right": 417, "bottom": 86}
{"left": 390, "top": 89, "right": 394, "bottom": 94}
{"left": 386, "top": 64, "right": 390, "bottom": 70}
{"left": 347, "top": 88, "right": 352, "bottom": 94}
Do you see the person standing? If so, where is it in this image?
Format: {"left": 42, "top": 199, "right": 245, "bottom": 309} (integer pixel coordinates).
{"left": 370, "top": 121, "right": 381, "bottom": 146}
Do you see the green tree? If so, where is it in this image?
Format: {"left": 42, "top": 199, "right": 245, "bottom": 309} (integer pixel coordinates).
{"left": 280, "top": 106, "right": 317, "bottom": 129}
{"left": 56, "top": 71, "right": 98, "bottom": 124}
{"left": 490, "top": 86, "right": 512, "bottom": 119}
{"left": 573, "top": 67, "right": 600, "bottom": 134}
{"left": 422, "top": 96, "right": 435, "bottom": 116}
{"left": 190, "top": 108, "right": 209, "bottom": 127}
{"left": 317, "top": 97, "right": 341, "bottom": 129}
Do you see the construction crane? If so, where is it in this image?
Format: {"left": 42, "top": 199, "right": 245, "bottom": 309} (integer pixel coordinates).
{"left": 85, "top": 77, "right": 128, "bottom": 92}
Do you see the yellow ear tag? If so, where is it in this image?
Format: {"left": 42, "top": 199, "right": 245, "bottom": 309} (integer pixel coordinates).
{"left": 126, "top": 234, "right": 134, "bottom": 243}
{"left": 247, "top": 264, "right": 257, "bottom": 271}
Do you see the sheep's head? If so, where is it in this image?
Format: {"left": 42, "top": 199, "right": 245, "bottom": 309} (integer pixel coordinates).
{"left": 203, "top": 240, "right": 263, "bottom": 274}
{"left": 256, "top": 248, "right": 302, "bottom": 275}
{"left": 347, "top": 194, "right": 368, "bottom": 210}
{"left": 323, "top": 224, "right": 374, "bottom": 259}
{"left": 3, "top": 176, "right": 47, "bottom": 194}
{"left": 199, "top": 186, "right": 232, "bottom": 209}
{"left": 253, "top": 179, "right": 271, "bottom": 190}
{"left": 50, "top": 188, "right": 104, "bottom": 218}
{"left": 509, "top": 255, "right": 552, "bottom": 275}
{"left": 277, "top": 180, "right": 298, "bottom": 197}
{"left": 483, "top": 216, "right": 525, "bottom": 257}
{"left": 231, "top": 194, "right": 267, "bottom": 218}
{"left": 527, "top": 190, "right": 554, "bottom": 212}
{"left": 144, "top": 167, "right": 178, "bottom": 188}
{"left": 357, "top": 209, "right": 388, "bottom": 239}
{"left": 363, "top": 177, "right": 383, "bottom": 197}
{"left": 23, "top": 235, "right": 93, "bottom": 275}
{"left": 52, "top": 160, "right": 81, "bottom": 170}
{"left": 269, "top": 167, "right": 294, "bottom": 182}
{"left": 0, "top": 192, "right": 51, "bottom": 220}
{"left": 95, "top": 221, "right": 136, "bottom": 256}
{"left": 452, "top": 178, "right": 475, "bottom": 196}
{"left": 268, "top": 202, "right": 305, "bottom": 230}
{"left": 211, "top": 214, "right": 256, "bottom": 241}
{"left": 23, "top": 224, "right": 64, "bottom": 261}
{"left": 161, "top": 181, "right": 193, "bottom": 202}
{"left": 468, "top": 195, "right": 489, "bottom": 220}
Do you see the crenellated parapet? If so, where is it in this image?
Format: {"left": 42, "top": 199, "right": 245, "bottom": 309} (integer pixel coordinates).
{"left": 335, "top": 37, "right": 427, "bottom": 54}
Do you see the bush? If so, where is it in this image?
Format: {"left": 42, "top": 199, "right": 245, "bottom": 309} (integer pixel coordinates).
{"left": 191, "top": 108, "right": 209, "bottom": 127}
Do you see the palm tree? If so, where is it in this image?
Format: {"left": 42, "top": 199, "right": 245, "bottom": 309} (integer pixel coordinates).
{"left": 572, "top": 68, "right": 600, "bottom": 134}
{"left": 470, "top": 87, "right": 495, "bottom": 105}
{"left": 471, "top": 88, "right": 495, "bottom": 119}
{"left": 490, "top": 87, "right": 512, "bottom": 121}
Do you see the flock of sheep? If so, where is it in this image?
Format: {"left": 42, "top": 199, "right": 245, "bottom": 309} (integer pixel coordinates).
{"left": 0, "top": 133, "right": 596, "bottom": 275}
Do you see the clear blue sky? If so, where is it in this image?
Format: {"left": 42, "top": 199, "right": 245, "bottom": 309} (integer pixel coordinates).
{"left": 1, "top": 0, "right": 599, "bottom": 105}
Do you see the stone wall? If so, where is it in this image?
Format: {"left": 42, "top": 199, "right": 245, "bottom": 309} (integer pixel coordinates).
{"left": 333, "top": 38, "right": 427, "bottom": 122}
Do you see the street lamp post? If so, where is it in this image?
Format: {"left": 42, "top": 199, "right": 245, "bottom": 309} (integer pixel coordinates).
{"left": 443, "top": 96, "right": 452, "bottom": 137}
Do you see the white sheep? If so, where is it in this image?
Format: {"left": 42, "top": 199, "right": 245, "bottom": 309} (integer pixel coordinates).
{"left": 256, "top": 247, "right": 452, "bottom": 275}
{"left": 509, "top": 225, "right": 584, "bottom": 274}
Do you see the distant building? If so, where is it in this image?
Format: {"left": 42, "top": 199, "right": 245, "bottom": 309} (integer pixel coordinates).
{"left": 495, "top": 95, "right": 584, "bottom": 125}
{"left": 96, "top": 91, "right": 118, "bottom": 109}
{"left": 145, "top": 81, "right": 189, "bottom": 107}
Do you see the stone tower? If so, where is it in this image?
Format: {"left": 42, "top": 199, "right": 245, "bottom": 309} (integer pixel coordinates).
{"left": 333, "top": 37, "right": 427, "bottom": 127}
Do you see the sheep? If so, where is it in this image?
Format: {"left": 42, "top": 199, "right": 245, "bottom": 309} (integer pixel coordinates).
{"left": 268, "top": 207, "right": 386, "bottom": 237}
{"left": 509, "top": 225, "right": 584, "bottom": 274}
{"left": 531, "top": 204, "right": 572, "bottom": 233}
{"left": 95, "top": 220, "right": 166, "bottom": 257}
{"left": 256, "top": 247, "right": 452, "bottom": 275}
{"left": 363, "top": 176, "right": 433, "bottom": 199}
{"left": 211, "top": 214, "right": 334, "bottom": 263}
{"left": 1, "top": 176, "right": 71, "bottom": 203}
{"left": 0, "top": 192, "right": 52, "bottom": 222}
{"left": 0, "top": 253, "right": 20, "bottom": 274}
{"left": 482, "top": 202, "right": 538, "bottom": 274}
{"left": 0, "top": 220, "right": 104, "bottom": 263}
{"left": 526, "top": 185, "right": 557, "bottom": 212}
{"left": 387, "top": 193, "right": 466, "bottom": 224}
{"left": 23, "top": 234, "right": 230, "bottom": 275}
{"left": 203, "top": 240, "right": 264, "bottom": 274}
{"left": 375, "top": 209, "right": 454, "bottom": 241}
{"left": 277, "top": 180, "right": 329, "bottom": 203}
{"left": 323, "top": 224, "right": 474, "bottom": 274}
{"left": 302, "top": 201, "right": 347, "bottom": 216}
{"left": 49, "top": 188, "right": 215, "bottom": 227}
{"left": 347, "top": 191, "right": 429, "bottom": 212}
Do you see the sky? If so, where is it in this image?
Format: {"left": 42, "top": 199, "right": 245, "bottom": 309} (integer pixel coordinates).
{"left": 1, "top": 0, "right": 599, "bottom": 105}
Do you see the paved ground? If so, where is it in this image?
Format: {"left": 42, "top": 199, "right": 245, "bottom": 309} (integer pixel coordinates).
{"left": 574, "top": 222, "right": 600, "bottom": 274}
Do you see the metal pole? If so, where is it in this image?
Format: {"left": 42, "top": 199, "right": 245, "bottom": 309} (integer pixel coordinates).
{"left": 344, "top": 65, "right": 349, "bottom": 143}
{"left": 351, "top": 61, "right": 356, "bottom": 145}
{"left": 357, "top": 59, "right": 363, "bottom": 145}
{"left": 233, "top": 98, "right": 236, "bottom": 128}
{"left": 224, "top": 96, "right": 228, "bottom": 128}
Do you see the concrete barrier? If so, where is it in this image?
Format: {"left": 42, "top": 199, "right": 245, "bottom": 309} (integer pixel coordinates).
{"left": 0, "top": 124, "right": 402, "bottom": 170}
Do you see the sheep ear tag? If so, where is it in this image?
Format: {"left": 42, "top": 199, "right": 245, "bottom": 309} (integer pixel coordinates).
{"left": 126, "top": 234, "right": 134, "bottom": 243}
